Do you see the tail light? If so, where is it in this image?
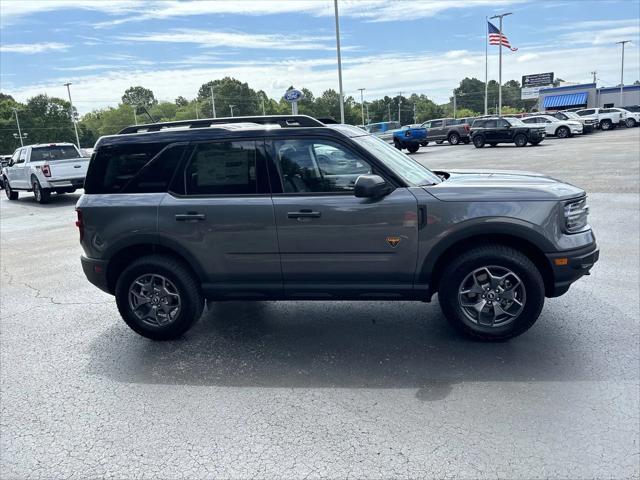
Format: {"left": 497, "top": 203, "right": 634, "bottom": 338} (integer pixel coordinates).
{"left": 464, "top": 124, "right": 470, "bottom": 132}
{"left": 41, "top": 164, "right": 51, "bottom": 177}
{"left": 75, "top": 208, "right": 84, "bottom": 242}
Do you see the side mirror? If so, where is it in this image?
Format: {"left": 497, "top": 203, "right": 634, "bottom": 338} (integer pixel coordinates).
{"left": 354, "top": 174, "right": 392, "bottom": 198}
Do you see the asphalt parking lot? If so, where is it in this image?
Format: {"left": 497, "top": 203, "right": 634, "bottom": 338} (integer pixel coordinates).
{"left": 1, "top": 128, "right": 639, "bottom": 479}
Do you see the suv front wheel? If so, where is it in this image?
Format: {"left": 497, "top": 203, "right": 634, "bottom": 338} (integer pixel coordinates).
{"left": 438, "top": 245, "right": 545, "bottom": 341}
{"left": 115, "top": 254, "right": 204, "bottom": 340}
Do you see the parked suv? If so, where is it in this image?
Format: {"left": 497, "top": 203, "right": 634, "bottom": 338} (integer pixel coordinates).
{"left": 420, "top": 118, "right": 470, "bottom": 145}
{"left": 575, "top": 108, "right": 625, "bottom": 131}
{"left": 470, "top": 117, "right": 546, "bottom": 147}
{"left": 521, "top": 114, "right": 583, "bottom": 138}
{"left": 78, "top": 115, "right": 598, "bottom": 341}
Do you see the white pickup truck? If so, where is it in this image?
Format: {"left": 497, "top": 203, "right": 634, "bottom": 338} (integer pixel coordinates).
{"left": 2, "top": 143, "right": 90, "bottom": 203}
{"left": 575, "top": 107, "right": 627, "bottom": 131}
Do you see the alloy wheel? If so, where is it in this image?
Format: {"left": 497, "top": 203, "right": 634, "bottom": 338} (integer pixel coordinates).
{"left": 458, "top": 266, "right": 526, "bottom": 328}
{"left": 128, "top": 274, "right": 182, "bottom": 327}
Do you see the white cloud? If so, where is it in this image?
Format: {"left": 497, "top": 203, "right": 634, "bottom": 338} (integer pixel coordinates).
{"left": 118, "top": 29, "right": 336, "bottom": 51}
{"left": 560, "top": 25, "right": 639, "bottom": 46}
{"left": 0, "top": 0, "right": 528, "bottom": 27}
{"left": 0, "top": 42, "right": 69, "bottom": 54}
{"left": 6, "top": 43, "right": 637, "bottom": 115}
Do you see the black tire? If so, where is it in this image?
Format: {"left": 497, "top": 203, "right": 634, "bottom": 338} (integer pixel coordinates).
{"left": 32, "top": 178, "right": 50, "bottom": 204}
{"left": 115, "top": 254, "right": 204, "bottom": 340}
{"left": 625, "top": 118, "right": 637, "bottom": 128}
{"left": 407, "top": 144, "right": 420, "bottom": 153}
{"left": 472, "top": 135, "right": 485, "bottom": 148}
{"left": 555, "top": 126, "right": 570, "bottom": 138}
{"left": 514, "top": 134, "right": 528, "bottom": 147}
{"left": 435, "top": 140, "right": 444, "bottom": 144}
{"left": 438, "top": 245, "right": 545, "bottom": 341}
{"left": 600, "top": 119, "right": 612, "bottom": 130}
{"left": 394, "top": 140, "right": 402, "bottom": 150}
{"left": 4, "top": 179, "right": 18, "bottom": 200}
{"left": 448, "top": 132, "right": 460, "bottom": 145}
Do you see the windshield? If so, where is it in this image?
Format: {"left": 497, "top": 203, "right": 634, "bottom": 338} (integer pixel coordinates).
{"left": 506, "top": 117, "right": 526, "bottom": 126}
{"left": 352, "top": 135, "right": 441, "bottom": 186}
{"left": 31, "top": 145, "right": 80, "bottom": 161}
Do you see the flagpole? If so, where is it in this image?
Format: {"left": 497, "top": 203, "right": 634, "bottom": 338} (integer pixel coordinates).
{"left": 484, "top": 17, "right": 488, "bottom": 116}
{"left": 490, "top": 12, "right": 512, "bottom": 117}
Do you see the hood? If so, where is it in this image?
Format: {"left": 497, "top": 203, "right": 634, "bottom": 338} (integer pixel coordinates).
{"left": 426, "top": 169, "right": 585, "bottom": 202}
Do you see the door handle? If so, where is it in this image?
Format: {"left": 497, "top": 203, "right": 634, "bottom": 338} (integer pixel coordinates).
{"left": 287, "top": 210, "right": 321, "bottom": 219}
{"left": 175, "top": 212, "right": 206, "bottom": 222}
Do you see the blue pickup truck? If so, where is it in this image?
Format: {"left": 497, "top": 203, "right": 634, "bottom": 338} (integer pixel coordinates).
{"left": 392, "top": 124, "right": 428, "bottom": 153}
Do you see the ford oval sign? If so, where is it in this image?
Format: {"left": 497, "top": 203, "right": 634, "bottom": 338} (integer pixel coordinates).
{"left": 284, "top": 89, "right": 304, "bottom": 103}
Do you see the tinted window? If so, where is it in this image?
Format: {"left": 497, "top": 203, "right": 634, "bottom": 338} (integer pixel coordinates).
{"left": 123, "top": 144, "right": 186, "bottom": 193}
{"left": 85, "top": 143, "right": 165, "bottom": 194}
{"left": 431, "top": 120, "right": 443, "bottom": 127}
{"left": 624, "top": 106, "right": 640, "bottom": 112}
{"left": 31, "top": 145, "right": 80, "bottom": 161}
{"left": 496, "top": 119, "right": 510, "bottom": 127}
{"left": 554, "top": 113, "right": 568, "bottom": 120}
{"left": 184, "top": 141, "right": 257, "bottom": 196}
{"left": 602, "top": 104, "right": 614, "bottom": 109}
{"left": 578, "top": 109, "right": 595, "bottom": 116}
{"left": 444, "top": 119, "right": 457, "bottom": 126}
{"left": 273, "top": 139, "right": 371, "bottom": 193}
{"left": 472, "top": 120, "right": 485, "bottom": 128}
{"left": 522, "top": 118, "right": 536, "bottom": 124}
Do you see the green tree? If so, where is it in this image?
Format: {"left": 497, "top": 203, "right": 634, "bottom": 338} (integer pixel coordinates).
{"left": 174, "top": 96, "right": 189, "bottom": 107}
{"left": 121, "top": 86, "right": 157, "bottom": 114}
{"left": 197, "top": 77, "right": 259, "bottom": 118}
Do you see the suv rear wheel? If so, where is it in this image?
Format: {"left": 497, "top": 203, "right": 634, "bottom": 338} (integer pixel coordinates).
{"left": 438, "top": 245, "right": 545, "bottom": 341}
{"left": 115, "top": 254, "right": 204, "bottom": 340}
{"left": 555, "top": 126, "right": 570, "bottom": 138}
{"left": 600, "top": 119, "right": 613, "bottom": 130}
{"left": 472, "top": 135, "right": 485, "bottom": 148}
{"left": 625, "top": 118, "right": 637, "bottom": 128}
{"left": 448, "top": 132, "right": 460, "bottom": 145}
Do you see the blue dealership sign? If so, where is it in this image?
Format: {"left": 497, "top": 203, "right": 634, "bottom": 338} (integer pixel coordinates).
{"left": 284, "top": 89, "right": 305, "bottom": 103}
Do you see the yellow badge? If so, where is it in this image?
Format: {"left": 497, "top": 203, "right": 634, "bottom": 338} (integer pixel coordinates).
{"left": 386, "top": 236, "right": 401, "bottom": 248}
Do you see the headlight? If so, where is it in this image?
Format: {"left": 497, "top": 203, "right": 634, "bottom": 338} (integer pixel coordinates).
{"left": 564, "top": 197, "right": 589, "bottom": 233}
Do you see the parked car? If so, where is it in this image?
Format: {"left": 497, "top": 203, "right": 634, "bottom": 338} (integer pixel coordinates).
{"left": 363, "top": 121, "right": 401, "bottom": 144}
{"left": 2, "top": 143, "right": 89, "bottom": 203}
{"left": 536, "top": 111, "right": 597, "bottom": 133}
{"left": 521, "top": 114, "right": 583, "bottom": 138}
{"left": 420, "top": 118, "right": 470, "bottom": 145}
{"left": 0, "top": 155, "right": 11, "bottom": 189}
{"left": 608, "top": 107, "right": 639, "bottom": 128}
{"left": 574, "top": 108, "right": 625, "bottom": 130}
{"left": 622, "top": 105, "right": 639, "bottom": 113}
{"left": 393, "top": 124, "right": 428, "bottom": 152}
{"left": 77, "top": 114, "right": 598, "bottom": 342}
{"left": 470, "top": 117, "right": 546, "bottom": 147}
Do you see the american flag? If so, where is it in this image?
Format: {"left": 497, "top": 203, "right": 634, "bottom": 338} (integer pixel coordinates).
{"left": 488, "top": 21, "right": 518, "bottom": 51}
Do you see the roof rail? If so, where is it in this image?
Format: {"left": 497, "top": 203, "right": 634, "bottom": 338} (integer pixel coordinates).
{"left": 117, "top": 115, "right": 324, "bottom": 134}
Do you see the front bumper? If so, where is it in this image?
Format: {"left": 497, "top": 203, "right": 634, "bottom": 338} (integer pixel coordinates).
{"left": 545, "top": 242, "right": 599, "bottom": 297}
{"left": 81, "top": 256, "right": 111, "bottom": 294}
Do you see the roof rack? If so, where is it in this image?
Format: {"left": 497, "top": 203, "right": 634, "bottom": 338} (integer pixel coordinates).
{"left": 117, "top": 115, "right": 324, "bottom": 135}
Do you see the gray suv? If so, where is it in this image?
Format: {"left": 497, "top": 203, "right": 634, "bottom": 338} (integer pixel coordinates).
{"left": 77, "top": 115, "right": 598, "bottom": 341}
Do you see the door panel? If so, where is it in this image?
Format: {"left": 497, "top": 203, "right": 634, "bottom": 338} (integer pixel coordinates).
{"left": 157, "top": 140, "right": 281, "bottom": 299}
{"left": 267, "top": 136, "right": 419, "bottom": 299}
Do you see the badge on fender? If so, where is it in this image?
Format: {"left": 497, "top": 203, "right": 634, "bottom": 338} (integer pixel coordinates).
{"left": 386, "top": 236, "right": 401, "bottom": 248}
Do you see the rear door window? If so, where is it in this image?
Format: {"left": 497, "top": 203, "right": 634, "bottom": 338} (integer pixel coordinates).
{"left": 182, "top": 141, "right": 266, "bottom": 196}
{"left": 123, "top": 144, "right": 187, "bottom": 193}
{"left": 430, "top": 120, "right": 443, "bottom": 128}
{"left": 578, "top": 109, "right": 595, "bottom": 116}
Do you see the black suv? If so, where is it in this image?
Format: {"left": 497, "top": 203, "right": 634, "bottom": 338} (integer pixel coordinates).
{"left": 470, "top": 117, "right": 546, "bottom": 148}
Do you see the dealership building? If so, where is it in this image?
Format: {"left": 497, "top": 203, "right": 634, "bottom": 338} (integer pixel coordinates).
{"left": 537, "top": 83, "right": 640, "bottom": 110}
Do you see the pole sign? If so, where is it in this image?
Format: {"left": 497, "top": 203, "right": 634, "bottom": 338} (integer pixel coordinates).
{"left": 521, "top": 72, "right": 554, "bottom": 100}
{"left": 284, "top": 89, "right": 305, "bottom": 115}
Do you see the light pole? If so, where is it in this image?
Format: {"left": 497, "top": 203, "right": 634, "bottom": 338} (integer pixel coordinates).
{"left": 365, "top": 103, "right": 370, "bottom": 124}
{"left": 209, "top": 86, "right": 217, "bottom": 118}
{"left": 453, "top": 91, "right": 457, "bottom": 119}
{"left": 229, "top": 104, "right": 236, "bottom": 117}
{"left": 616, "top": 40, "right": 630, "bottom": 106}
{"left": 358, "top": 88, "right": 366, "bottom": 125}
{"left": 397, "top": 92, "right": 403, "bottom": 124}
{"left": 334, "top": 0, "right": 345, "bottom": 123}
{"left": 11, "top": 108, "right": 24, "bottom": 147}
{"left": 63, "top": 82, "right": 81, "bottom": 148}
{"left": 489, "top": 12, "right": 512, "bottom": 116}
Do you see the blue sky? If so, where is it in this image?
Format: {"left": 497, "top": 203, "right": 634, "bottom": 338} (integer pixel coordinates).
{"left": 1, "top": 0, "right": 638, "bottom": 113}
